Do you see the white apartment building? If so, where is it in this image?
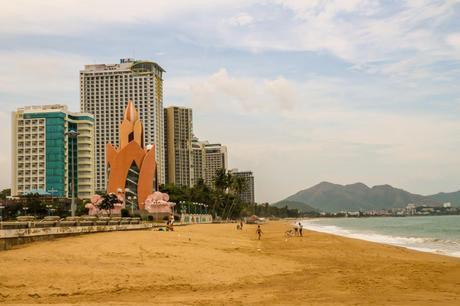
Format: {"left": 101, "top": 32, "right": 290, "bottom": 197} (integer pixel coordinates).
{"left": 191, "top": 137, "right": 206, "bottom": 186}
{"left": 80, "top": 58, "right": 165, "bottom": 191}
{"left": 204, "top": 143, "right": 228, "bottom": 186}
{"left": 229, "top": 169, "right": 255, "bottom": 204}
{"left": 11, "top": 105, "right": 95, "bottom": 199}
{"left": 164, "top": 106, "right": 193, "bottom": 187}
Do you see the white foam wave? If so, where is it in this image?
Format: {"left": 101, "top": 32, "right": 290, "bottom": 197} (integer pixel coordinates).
{"left": 300, "top": 219, "right": 460, "bottom": 258}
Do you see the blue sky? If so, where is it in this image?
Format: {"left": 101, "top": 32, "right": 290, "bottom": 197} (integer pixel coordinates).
{"left": 1, "top": 0, "right": 459, "bottom": 202}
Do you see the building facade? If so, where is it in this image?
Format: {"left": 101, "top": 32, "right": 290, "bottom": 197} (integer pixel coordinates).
{"left": 191, "top": 137, "right": 206, "bottom": 186}
{"left": 80, "top": 58, "right": 165, "bottom": 191}
{"left": 230, "top": 170, "right": 255, "bottom": 204}
{"left": 11, "top": 105, "right": 95, "bottom": 199}
{"left": 204, "top": 143, "right": 228, "bottom": 186}
{"left": 164, "top": 106, "right": 193, "bottom": 187}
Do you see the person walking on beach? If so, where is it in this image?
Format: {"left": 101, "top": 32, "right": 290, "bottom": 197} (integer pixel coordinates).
{"left": 298, "top": 222, "right": 303, "bottom": 237}
{"left": 240, "top": 220, "right": 244, "bottom": 230}
{"left": 256, "top": 225, "right": 263, "bottom": 240}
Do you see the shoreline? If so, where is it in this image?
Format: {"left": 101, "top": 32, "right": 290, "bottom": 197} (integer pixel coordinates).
{"left": 299, "top": 216, "right": 460, "bottom": 259}
{"left": 1, "top": 221, "right": 459, "bottom": 305}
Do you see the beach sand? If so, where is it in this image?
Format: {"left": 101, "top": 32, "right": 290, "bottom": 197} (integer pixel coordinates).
{"left": 0, "top": 221, "right": 459, "bottom": 305}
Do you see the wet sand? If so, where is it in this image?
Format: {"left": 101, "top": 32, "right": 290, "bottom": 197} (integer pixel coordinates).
{"left": 0, "top": 221, "right": 459, "bottom": 305}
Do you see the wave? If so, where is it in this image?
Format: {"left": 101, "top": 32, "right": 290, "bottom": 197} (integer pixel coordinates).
{"left": 300, "top": 220, "right": 460, "bottom": 258}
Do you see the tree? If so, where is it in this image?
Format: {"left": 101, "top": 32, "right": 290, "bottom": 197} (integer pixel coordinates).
{"left": 0, "top": 188, "right": 11, "bottom": 199}
{"left": 98, "top": 193, "right": 121, "bottom": 216}
{"left": 224, "top": 175, "right": 248, "bottom": 219}
{"left": 212, "top": 168, "right": 230, "bottom": 217}
{"left": 24, "top": 193, "right": 46, "bottom": 217}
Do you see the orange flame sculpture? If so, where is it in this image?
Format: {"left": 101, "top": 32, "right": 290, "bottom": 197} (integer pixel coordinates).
{"left": 106, "top": 101, "right": 157, "bottom": 210}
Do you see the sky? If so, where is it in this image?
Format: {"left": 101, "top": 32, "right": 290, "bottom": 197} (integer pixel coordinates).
{"left": 0, "top": 0, "right": 459, "bottom": 203}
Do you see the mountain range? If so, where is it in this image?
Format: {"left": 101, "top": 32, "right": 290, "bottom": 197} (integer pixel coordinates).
{"left": 273, "top": 182, "right": 460, "bottom": 213}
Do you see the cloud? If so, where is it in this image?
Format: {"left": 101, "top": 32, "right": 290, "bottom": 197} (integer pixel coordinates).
{"left": 0, "top": 0, "right": 250, "bottom": 35}
{"left": 2, "top": 0, "right": 458, "bottom": 83}
{"left": 185, "top": 68, "right": 300, "bottom": 113}
{"left": 446, "top": 33, "right": 460, "bottom": 49}
{"left": 227, "top": 13, "right": 254, "bottom": 26}
{"left": 0, "top": 50, "right": 90, "bottom": 110}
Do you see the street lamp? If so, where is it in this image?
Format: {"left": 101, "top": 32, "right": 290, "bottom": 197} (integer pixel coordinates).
{"left": 127, "top": 195, "right": 136, "bottom": 216}
{"left": 46, "top": 204, "right": 53, "bottom": 216}
{"left": 123, "top": 188, "right": 137, "bottom": 216}
{"left": 65, "top": 130, "right": 79, "bottom": 217}
{"left": 23, "top": 206, "right": 29, "bottom": 216}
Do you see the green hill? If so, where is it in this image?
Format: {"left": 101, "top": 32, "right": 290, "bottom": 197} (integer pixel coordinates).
{"left": 271, "top": 200, "right": 318, "bottom": 212}
{"left": 427, "top": 191, "right": 460, "bottom": 207}
{"left": 275, "top": 182, "right": 442, "bottom": 212}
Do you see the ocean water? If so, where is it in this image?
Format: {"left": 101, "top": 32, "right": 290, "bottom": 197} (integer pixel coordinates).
{"left": 301, "top": 215, "right": 460, "bottom": 258}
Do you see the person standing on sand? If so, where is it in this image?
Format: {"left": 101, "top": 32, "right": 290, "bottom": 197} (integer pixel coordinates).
{"left": 256, "top": 225, "right": 263, "bottom": 240}
{"left": 240, "top": 220, "right": 244, "bottom": 230}
{"left": 298, "top": 222, "right": 303, "bottom": 237}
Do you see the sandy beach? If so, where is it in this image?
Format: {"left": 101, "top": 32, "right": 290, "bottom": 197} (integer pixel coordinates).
{"left": 1, "top": 221, "right": 460, "bottom": 305}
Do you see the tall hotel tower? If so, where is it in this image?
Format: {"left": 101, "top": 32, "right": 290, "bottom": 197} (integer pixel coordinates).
{"left": 11, "top": 105, "right": 95, "bottom": 199}
{"left": 230, "top": 170, "right": 255, "bottom": 204}
{"left": 190, "top": 137, "right": 228, "bottom": 187}
{"left": 204, "top": 143, "right": 228, "bottom": 186}
{"left": 164, "top": 106, "right": 193, "bottom": 187}
{"left": 80, "top": 58, "right": 165, "bottom": 191}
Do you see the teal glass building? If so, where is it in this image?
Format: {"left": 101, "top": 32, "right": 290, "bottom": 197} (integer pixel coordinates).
{"left": 12, "top": 105, "right": 95, "bottom": 199}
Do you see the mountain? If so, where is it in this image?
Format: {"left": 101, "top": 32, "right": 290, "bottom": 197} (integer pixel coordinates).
{"left": 275, "top": 182, "right": 442, "bottom": 212}
{"left": 272, "top": 200, "right": 318, "bottom": 212}
{"left": 427, "top": 191, "right": 460, "bottom": 207}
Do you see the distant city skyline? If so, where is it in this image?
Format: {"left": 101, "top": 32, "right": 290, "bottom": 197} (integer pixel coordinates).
{"left": 0, "top": 1, "right": 459, "bottom": 202}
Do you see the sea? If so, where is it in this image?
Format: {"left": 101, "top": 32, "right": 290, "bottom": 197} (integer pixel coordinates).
{"left": 301, "top": 215, "right": 460, "bottom": 258}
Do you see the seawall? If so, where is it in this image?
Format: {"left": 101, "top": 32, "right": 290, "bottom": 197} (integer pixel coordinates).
{"left": 0, "top": 223, "right": 153, "bottom": 251}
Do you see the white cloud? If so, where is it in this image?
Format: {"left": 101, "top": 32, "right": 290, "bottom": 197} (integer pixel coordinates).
{"left": 227, "top": 13, "right": 254, "bottom": 26}
{"left": 185, "top": 68, "right": 300, "bottom": 113}
{"left": 446, "top": 33, "right": 460, "bottom": 49}
{"left": 0, "top": 0, "right": 251, "bottom": 35}
{"left": 2, "top": 0, "right": 458, "bottom": 82}
{"left": 211, "top": 0, "right": 460, "bottom": 82}
{"left": 0, "top": 50, "right": 90, "bottom": 110}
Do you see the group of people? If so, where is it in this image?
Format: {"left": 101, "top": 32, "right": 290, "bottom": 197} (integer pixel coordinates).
{"left": 236, "top": 220, "right": 263, "bottom": 240}
{"left": 284, "top": 222, "right": 304, "bottom": 237}
{"left": 238, "top": 221, "right": 304, "bottom": 240}
{"left": 295, "top": 222, "right": 303, "bottom": 237}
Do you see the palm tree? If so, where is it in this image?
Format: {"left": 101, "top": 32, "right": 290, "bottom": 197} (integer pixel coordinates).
{"left": 213, "top": 168, "right": 231, "bottom": 218}
{"left": 98, "top": 193, "right": 121, "bottom": 216}
{"left": 224, "top": 176, "right": 248, "bottom": 219}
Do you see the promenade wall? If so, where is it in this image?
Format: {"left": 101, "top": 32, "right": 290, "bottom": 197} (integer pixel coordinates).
{"left": 0, "top": 223, "right": 153, "bottom": 251}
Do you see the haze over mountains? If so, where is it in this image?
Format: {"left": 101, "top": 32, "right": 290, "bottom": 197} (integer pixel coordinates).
{"left": 273, "top": 182, "right": 460, "bottom": 213}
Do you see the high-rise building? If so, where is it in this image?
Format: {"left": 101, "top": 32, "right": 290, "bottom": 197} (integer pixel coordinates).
{"left": 204, "top": 143, "right": 228, "bottom": 186}
{"left": 11, "top": 105, "right": 95, "bottom": 199}
{"left": 191, "top": 136, "right": 206, "bottom": 186}
{"left": 190, "top": 138, "right": 228, "bottom": 187}
{"left": 164, "top": 106, "right": 193, "bottom": 187}
{"left": 80, "top": 58, "right": 165, "bottom": 191}
{"left": 230, "top": 170, "right": 255, "bottom": 204}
